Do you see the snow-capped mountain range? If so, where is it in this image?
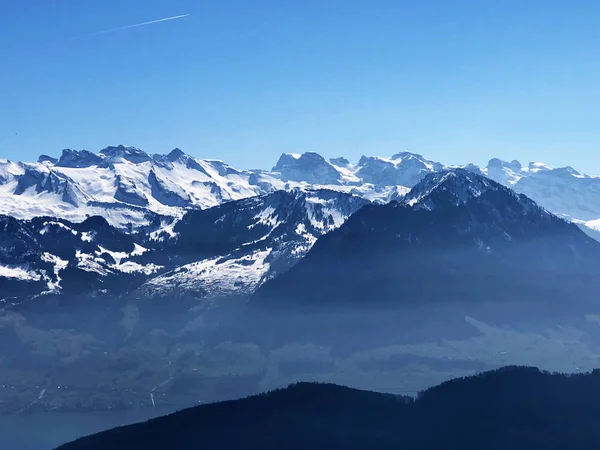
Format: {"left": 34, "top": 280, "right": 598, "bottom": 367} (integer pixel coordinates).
{"left": 2, "top": 144, "right": 600, "bottom": 303}
{"left": 0, "top": 146, "right": 284, "bottom": 229}
{"left": 275, "top": 151, "right": 600, "bottom": 232}
{"left": 2, "top": 146, "right": 598, "bottom": 231}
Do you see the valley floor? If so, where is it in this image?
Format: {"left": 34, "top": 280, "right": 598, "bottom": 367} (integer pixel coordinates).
{"left": 3, "top": 306, "right": 600, "bottom": 414}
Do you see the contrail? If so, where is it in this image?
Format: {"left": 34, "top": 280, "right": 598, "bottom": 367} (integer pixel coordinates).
{"left": 86, "top": 14, "right": 190, "bottom": 37}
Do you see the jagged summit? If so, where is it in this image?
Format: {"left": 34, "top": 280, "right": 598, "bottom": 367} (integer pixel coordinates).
{"left": 99, "top": 145, "right": 151, "bottom": 164}
{"left": 166, "top": 147, "right": 186, "bottom": 161}
{"left": 403, "top": 169, "right": 486, "bottom": 207}
{"left": 397, "top": 169, "right": 569, "bottom": 244}
{"left": 0, "top": 146, "right": 279, "bottom": 228}
{"left": 3, "top": 146, "right": 600, "bottom": 234}
{"left": 390, "top": 150, "right": 428, "bottom": 161}
{"left": 55, "top": 149, "right": 103, "bottom": 168}
{"left": 488, "top": 157, "right": 522, "bottom": 172}
{"left": 329, "top": 157, "right": 350, "bottom": 168}
{"left": 401, "top": 168, "right": 532, "bottom": 211}
{"left": 355, "top": 152, "right": 445, "bottom": 187}
{"left": 39, "top": 145, "right": 184, "bottom": 167}
{"left": 273, "top": 152, "right": 343, "bottom": 185}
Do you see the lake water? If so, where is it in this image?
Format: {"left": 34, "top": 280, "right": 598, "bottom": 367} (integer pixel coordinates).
{"left": 0, "top": 407, "right": 178, "bottom": 450}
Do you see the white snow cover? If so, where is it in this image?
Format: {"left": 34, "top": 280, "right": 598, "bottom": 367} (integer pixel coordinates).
{"left": 2, "top": 147, "right": 600, "bottom": 240}
{"left": 40, "top": 253, "right": 69, "bottom": 292}
{"left": 143, "top": 249, "right": 272, "bottom": 298}
{"left": 0, "top": 148, "right": 450, "bottom": 230}
{"left": 527, "top": 162, "right": 553, "bottom": 173}
{"left": 406, "top": 170, "right": 493, "bottom": 209}
{"left": 0, "top": 265, "right": 41, "bottom": 281}
{"left": 39, "top": 222, "right": 77, "bottom": 236}
{"left": 0, "top": 148, "right": 275, "bottom": 229}
{"left": 75, "top": 251, "right": 111, "bottom": 276}
{"left": 114, "top": 261, "right": 163, "bottom": 275}
{"left": 71, "top": 244, "right": 162, "bottom": 278}
{"left": 582, "top": 219, "right": 600, "bottom": 232}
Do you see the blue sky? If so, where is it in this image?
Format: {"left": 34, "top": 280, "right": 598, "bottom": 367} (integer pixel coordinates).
{"left": 1, "top": 0, "right": 599, "bottom": 172}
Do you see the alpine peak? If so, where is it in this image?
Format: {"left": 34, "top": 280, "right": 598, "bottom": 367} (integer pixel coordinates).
{"left": 166, "top": 147, "right": 186, "bottom": 162}
{"left": 402, "top": 168, "right": 516, "bottom": 210}
{"left": 99, "top": 145, "right": 152, "bottom": 164}
{"left": 55, "top": 149, "right": 103, "bottom": 168}
{"left": 273, "top": 152, "right": 342, "bottom": 185}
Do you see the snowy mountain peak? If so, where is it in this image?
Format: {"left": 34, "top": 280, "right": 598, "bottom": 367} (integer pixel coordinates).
{"left": 55, "top": 149, "right": 103, "bottom": 168}
{"left": 390, "top": 151, "right": 426, "bottom": 161}
{"left": 403, "top": 169, "right": 513, "bottom": 211}
{"left": 272, "top": 152, "right": 305, "bottom": 170}
{"left": 273, "top": 152, "right": 342, "bottom": 185}
{"left": 528, "top": 161, "right": 553, "bottom": 172}
{"left": 166, "top": 148, "right": 186, "bottom": 162}
{"left": 484, "top": 158, "right": 524, "bottom": 185}
{"left": 98, "top": 145, "right": 152, "bottom": 164}
{"left": 329, "top": 157, "right": 350, "bottom": 167}
{"left": 0, "top": 146, "right": 285, "bottom": 228}
{"left": 487, "top": 158, "right": 522, "bottom": 172}
{"left": 355, "top": 152, "right": 446, "bottom": 187}
{"left": 480, "top": 156, "right": 600, "bottom": 224}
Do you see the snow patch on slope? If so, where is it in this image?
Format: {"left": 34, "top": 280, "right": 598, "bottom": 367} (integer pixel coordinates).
{"left": 40, "top": 253, "right": 68, "bottom": 292}
{"left": 114, "top": 261, "right": 163, "bottom": 275}
{"left": 144, "top": 249, "right": 272, "bottom": 298}
{"left": 0, "top": 265, "right": 41, "bottom": 281}
{"left": 75, "top": 251, "right": 111, "bottom": 276}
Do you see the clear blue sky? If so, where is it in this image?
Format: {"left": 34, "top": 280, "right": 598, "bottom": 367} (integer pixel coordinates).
{"left": 1, "top": 0, "right": 599, "bottom": 172}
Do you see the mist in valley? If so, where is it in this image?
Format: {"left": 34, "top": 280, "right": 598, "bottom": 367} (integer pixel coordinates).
{"left": 3, "top": 287, "right": 600, "bottom": 448}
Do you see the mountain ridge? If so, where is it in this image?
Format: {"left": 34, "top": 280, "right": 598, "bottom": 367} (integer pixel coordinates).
{"left": 2, "top": 146, "right": 599, "bottom": 234}
{"left": 0, "top": 188, "right": 368, "bottom": 304}
{"left": 3, "top": 147, "right": 600, "bottom": 306}
{"left": 55, "top": 366, "right": 600, "bottom": 450}
{"left": 253, "top": 169, "right": 600, "bottom": 310}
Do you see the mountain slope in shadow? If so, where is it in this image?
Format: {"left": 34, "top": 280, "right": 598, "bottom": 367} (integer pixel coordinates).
{"left": 253, "top": 169, "right": 600, "bottom": 311}
{"left": 57, "top": 366, "right": 600, "bottom": 450}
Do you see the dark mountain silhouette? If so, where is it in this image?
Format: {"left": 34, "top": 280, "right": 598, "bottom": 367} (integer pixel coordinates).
{"left": 56, "top": 366, "right": 600, "bottom": 450}
{"left": 253, "top": 169, "right": 600, "bottom": 311}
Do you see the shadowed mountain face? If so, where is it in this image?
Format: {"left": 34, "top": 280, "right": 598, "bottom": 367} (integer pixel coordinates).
{"left": 0, "top": 189, "right": 368, "bottom": 305}
{"left": 254, "top": 169, "right": 600, "bottom": 311}
{"left": 138, "top": 188, "right": 369, "bottom": 301}
{"left": 56, "top": 366, "right": 600, "bottom": 450}
{"left": 0, "top": 215, "right": 142, "bottom": 301}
